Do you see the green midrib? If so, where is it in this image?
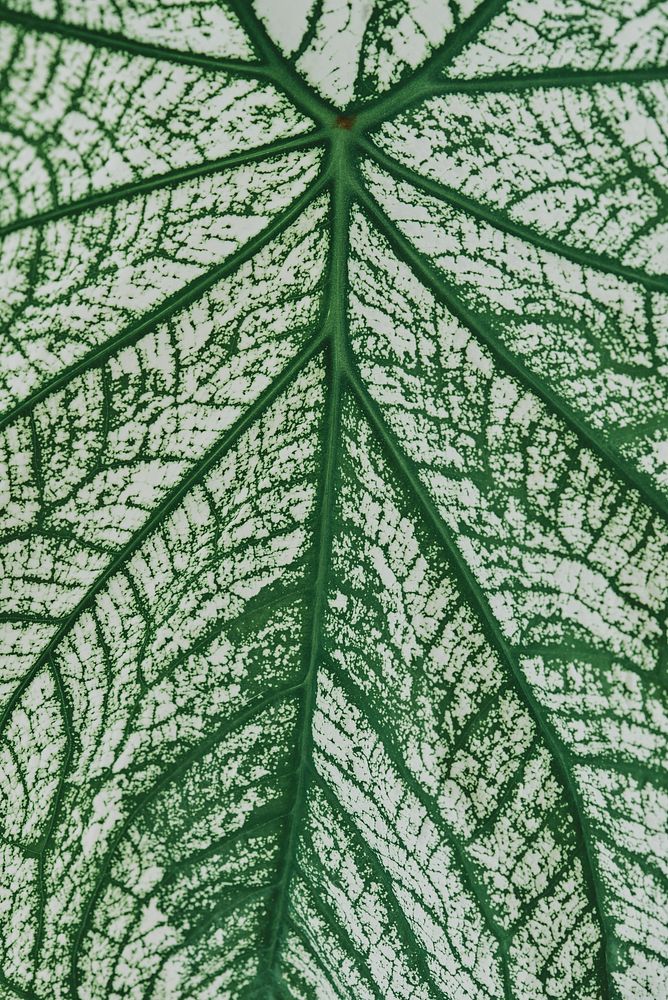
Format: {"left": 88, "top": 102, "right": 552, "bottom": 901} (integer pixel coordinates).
{"left": 253, "top": 130, "right": 350, "bottom": 994}
{"left": 237, "top": 120, "right": 612, "bottom": 996}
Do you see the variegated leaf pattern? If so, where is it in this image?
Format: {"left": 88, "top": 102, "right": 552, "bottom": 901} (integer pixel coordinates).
{"left": 0, "top": 2, "right": 666, "bottom": 999}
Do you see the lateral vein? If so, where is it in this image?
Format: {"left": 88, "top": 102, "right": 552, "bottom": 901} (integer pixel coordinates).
{"left": 0, "top": 173, "right": 329, "bottom": 432}
{"left": 352, "top": 180, "right": 668, "bottom": 526}
{"left": 359, "top": 137, "right": 668, "bottom": 294}
{"left": 0, "top": 130, "right": 326, "bottom": 240}
{"left": 348, "top": 367, "right": 612, "bottom": 1000}
{"left": 0, "top": 330, "right": 327, "bottom": 739}
{"left": 0, "top": 4, "right": 269, "bottom": 75}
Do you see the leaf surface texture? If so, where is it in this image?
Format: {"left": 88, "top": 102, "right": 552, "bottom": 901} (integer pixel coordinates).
{"left": 0, "top": 2, "right": 666, "bottom": 999}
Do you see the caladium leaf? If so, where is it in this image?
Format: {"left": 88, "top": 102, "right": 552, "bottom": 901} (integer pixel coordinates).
{"left": 0, "top": 2, "right": 666, "bottom": 999}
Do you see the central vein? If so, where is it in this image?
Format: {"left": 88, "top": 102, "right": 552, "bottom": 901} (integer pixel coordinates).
{"left": 255, "top": 126, "right": 354, "bottom": 995}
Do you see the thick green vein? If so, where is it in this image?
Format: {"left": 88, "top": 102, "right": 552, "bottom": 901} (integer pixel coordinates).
{"left": 0, "top": 329, "right": 326, "bottom": 739}
{"left": 157, "top": 813, "right": 292, "bottom": 891}
{"left": 226, "top": 0, "right": 336, "bottom": 128}
{"left": 573, "top": 755, "right": 668, "bottom": 792}
{"left": 0, "top": 4, "right": 665, "bottom": 996}
{"left": 435, "top": 65, "right": 668, "bottom": 95}
{"left": 0, "top": 171, "right": 328, "bottom": 431}
{"left": 245, "top": 975, "right": 294, "bottom": 1000}
{"left": 353, "top": 180, "right": 668, "bottom": 527}
{"left": 144, "top": 588, "right": 309, "bottom": 703}
{"left": 286, "top": 913, "right": 368, "bottom": 1000}
{"left": 255, "top": 134, "right": 350, "bottom": 993}
{"left": 351, "top": 0, "right": 508, "bottom": 127}
{"left": 0, "top": 4, "right": 269, "bottom": 75}
{"left": 142, "top": 884, "right": 281, "bottom": 1000}
{"left": 0, "top": 3, "right": 337, "bottom": 137}
{"left": 360, "top": 137, "right": 668, "bottom": 294}
{"left": 347, "top": 367, "right": 612, "bottom": 1000}
{"left": 69, "top": 675, "right": 310, "bottom": 994}
{"left": 289, "top": 871, "right": 386, "bottom": 1000}
{"left": 0, "top": 130, "right": 325, "bottom": 239}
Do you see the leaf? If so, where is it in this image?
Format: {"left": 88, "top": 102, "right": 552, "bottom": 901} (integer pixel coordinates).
{"left": 0, "top": 2, "right": 666, "bottom": 999}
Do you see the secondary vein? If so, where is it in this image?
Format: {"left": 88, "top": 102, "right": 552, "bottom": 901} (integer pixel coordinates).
{"left": 0, "top": 130, "right": 326, "bottom": 240}
{"left": 359, "top": 136, "right": 668, "bottom": 295}
{"left": 0, "top": 4, "right": 270, "bottom": 76}
{"left": 353, "top": 179, "right": 668, "bottom": 527}
{"left": 0, "top": 330, "right": 327, "bottom": 739}
{"left": 348, "top": 367, "right": 613, "bottom": 1000}
{"left": 0, "top": 172, "right": 328, "bottom": 432}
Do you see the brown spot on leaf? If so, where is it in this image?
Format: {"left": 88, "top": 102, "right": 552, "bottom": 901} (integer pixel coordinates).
{"left": 334, "top": 114, "right": 356, "bottom": 130}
